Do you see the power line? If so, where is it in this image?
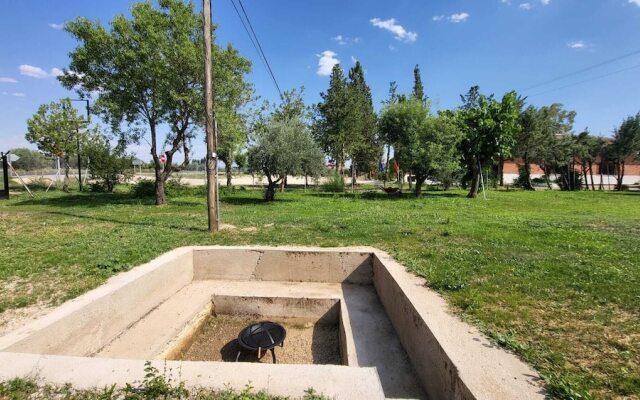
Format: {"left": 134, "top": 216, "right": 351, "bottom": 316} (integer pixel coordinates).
{"left": 521, "top": 48, "right": 640, "bottom": 92}
{"left": 229, "top": 0, "right": 282, "bottom": 99}
{"left": 527, "top": 63, "right": 640, "bottom": 97}
{"left": 228, "top": 0, "right": 271, "bottom": 86}
{"left": 237, "top": 0, "right": 282, "bottom": 99}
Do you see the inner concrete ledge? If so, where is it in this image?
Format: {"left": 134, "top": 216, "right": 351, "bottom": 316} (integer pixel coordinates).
{"left": 0, "top": 246, "right": 545, "bottom": 400}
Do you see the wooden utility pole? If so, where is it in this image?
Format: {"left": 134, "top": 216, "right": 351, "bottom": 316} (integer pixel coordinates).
{"left": 203, "top": 0, "right": 219, "bottom": 232}
{"left": 1, "top": 153, "right": 9, "bottom": 200}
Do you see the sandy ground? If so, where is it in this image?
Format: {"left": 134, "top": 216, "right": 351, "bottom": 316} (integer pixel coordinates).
{"left": 177, "top": 314, "right": 341, "bottom": 365}
{"left": 16, "top": 173, "right": 378, "bottom": 187}
{"left": 0, "top": 303, "right": 52, "bottom": 336}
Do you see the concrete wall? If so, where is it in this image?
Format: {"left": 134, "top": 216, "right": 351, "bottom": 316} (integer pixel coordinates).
{"left": 212, "top": 295, "right": 340, "bottom": 325}
{"left": 372, "top": 252, "right": 544, "bottom": 400}
{"left": 0, "top": 248, "right": 193, "bottom": 356}
{"left": 193, "top": 247, "right": 373, "bottom": 284}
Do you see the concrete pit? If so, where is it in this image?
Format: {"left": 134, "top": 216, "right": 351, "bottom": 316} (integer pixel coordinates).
{"left": 0, "top": 246, "right": 545, "bottom": 400}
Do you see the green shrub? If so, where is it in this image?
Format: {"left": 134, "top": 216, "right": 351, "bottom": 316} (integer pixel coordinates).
{"left": 322, "top": 173, "right": 345, "bottom": 193}
{"left": 132, "top": 179, "right": 156, "bottom": 197}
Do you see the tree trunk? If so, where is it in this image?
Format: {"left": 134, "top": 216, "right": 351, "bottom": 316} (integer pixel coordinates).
{"left": 588, "top": 161, "right": 595, "bottom": 191}
{"left": 279, "top": 176, "right": 285, "bottom": 192}
{"left": 154, "top": 168, "right": 166, "bottom": 205}
{"left": 265, "top": 183, "right": 276, "bottom": 201}
{"left": 599, "top": 162, "right": 604, "bottom": 191}
{"left": 225, "top": 162, "right": 232, "bottom": 188}
{"left": 498, "top": 156, "right": 504, "bottom": 187}
{"left": 467, "top": 161, "right": 480, "bottom": 198}
{"left": 351, "top": 161, "right": 356, "bottom": 192}
{"left": 63, "top": 155, "right": 70, "bottom": 193}
{"left": 149, "top": 122, "right": 166, "bottom": 205}
{"left": 414, "top": 177, "right": 426, "bottom": 197}
{"left": 384, "top": 145, "right": 390, "bottom": 186}
{"left": 264, "top": 173, "right": 278, "bottom": 201}
{"left": 305, "top": 174, "right": 308, "bottom": 191}
{"left": 541, "top": 165, "right": 552, "bottom": 189}
{"left": 523, "top": 153, "right": 534, "bottom": 191}
{"left": 581, "top": 163, "right": 588, "bottom": 191}
{"left": 616, "top": 162, "right": 625, "bottom": 191}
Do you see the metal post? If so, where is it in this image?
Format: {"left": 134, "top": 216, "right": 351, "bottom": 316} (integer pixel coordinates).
{"left": 1, "top": 153, "right": 9, "bottom": 200}
{"left": 77, "top": 127, "right": 83, "bottom": 192}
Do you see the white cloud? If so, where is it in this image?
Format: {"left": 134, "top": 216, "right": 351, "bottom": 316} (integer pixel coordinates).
{"left": 433, "top": 13, "right": 470, "bottom": 23}
{"left": 0, "top": 77, "right": 17, "bottom": 83}
{"left": 1, "top": 91, "right": 25, "bottom": 97}
{"left": 370, "top": 18, "right": 417, "bottom": 42}
{"left": 18, "top": 64, "right": 62, "bottom": 79}
{"left": 567, "top": 40, "right": 586, "bottom": 49}
{"left": 449, "top": 13, "right": 470, "bottom": 23}
{"left": 49, "top": 23, "right": 64, "bottom": 30}
{"left": 19, "top": 64, "right": 49, "bottom": 78}
{"left": 351, "top": 56, "right": 357, "bottom": 64}
{"left": 332, "top": 35, "right": 360, "bottom": 45}
{"left": 316, "top": 50, "right": 340, "bottom": 76}
{"left": 520, "top": 2, "right": 532, "bottom": 10}
{"left": 500, "top": 0, "right": 511, "bottom": 4}
{"left": 541, "top": 0, "right": 550, "bottom": 5}
{"left": 629, "top": 0, "right": 640, "bottom": 6}
{"left": 388, "top": 44, "right": 397, "bottom": 51}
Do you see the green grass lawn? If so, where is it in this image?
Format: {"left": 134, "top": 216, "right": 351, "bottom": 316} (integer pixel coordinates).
{"left": 0, "top": 186, "right": 638, "bottom": 399}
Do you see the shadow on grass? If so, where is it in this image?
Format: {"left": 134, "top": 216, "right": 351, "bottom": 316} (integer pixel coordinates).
{"left": 308, "top": 191, "right": 466, "bottom": 201}
{"left": 9, "top": 191, "right": 291, "bottom": 208}
{"left": 11, "top": 192, "right": 156, "bottom": 208}
{"left": 43, "top": 210, "right": 209, "bottom": 233}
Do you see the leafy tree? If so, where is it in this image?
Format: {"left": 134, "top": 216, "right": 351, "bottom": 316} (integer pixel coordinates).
{"left": 456, "top": 87, "right": 520, "bottom": 198}
{"left": 83, "top": 129, "right": 133, "bottom": 192}
{"left": 379, "top": 100, "right": 461, "bottom": 196}
{"left": 607, "top": 113, "right": 640, "bottom": 190}
{"left": 412, "top": 64, "right": 426, "bottom": 104}
{"left": 381, "top": 81, "right": 400, "bottom": 185}
{"left": 515, "top": 104, "right": 575, "bottom": 190}
{"left": 25, "top": 98, "right": 86, "bottom": 192}
{"left": 575, "top": 130, "right": 605, "bottom": 191}
{"left": 60, "top": 0, "right": 251, "bottom": 204}
{"left": 247, "top": 119, "right": 324, "bottom": 201}
{"left": 217, "top": 106, "right": 247, "bottom": 188}
{"left": 273, "top": 88, "right": 310, "bottom": 123}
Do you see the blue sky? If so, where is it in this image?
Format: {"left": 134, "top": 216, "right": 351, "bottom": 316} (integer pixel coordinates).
{"left": 1, "top": 0, "right": 639, "bottom": 161}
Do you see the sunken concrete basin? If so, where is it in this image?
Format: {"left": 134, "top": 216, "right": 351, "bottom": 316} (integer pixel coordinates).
{"left": 0, "top": 246, "right": 544, "bottom": 399}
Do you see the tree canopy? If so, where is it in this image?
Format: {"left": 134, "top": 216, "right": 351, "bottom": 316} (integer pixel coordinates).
{"left": 60, "top": 0, "right": 252, "bottom": 204}
{"left": 456, "top": 87, "right": 520, "bottom": 198}
{"left": 25, "top": 98, "right": 87, "bottom": 192}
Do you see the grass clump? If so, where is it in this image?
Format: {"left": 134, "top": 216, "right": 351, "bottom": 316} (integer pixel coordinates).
{"left": 0, "top": 362, "right": 328, "bottom": 399}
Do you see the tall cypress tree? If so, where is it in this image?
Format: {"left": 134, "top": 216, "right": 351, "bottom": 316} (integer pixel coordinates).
{"left": 314, "top": 64, "right": 350, "bottom": 172}
{"left": 412, "top": 64, "right": 426, "bottom": 104}
{"left": 347, "top": 62, "right": 381, "bottom": 181}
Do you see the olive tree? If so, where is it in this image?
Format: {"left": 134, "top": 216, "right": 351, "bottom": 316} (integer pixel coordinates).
{"left": 247, "top": 119, "right": 324, "bottom": 201}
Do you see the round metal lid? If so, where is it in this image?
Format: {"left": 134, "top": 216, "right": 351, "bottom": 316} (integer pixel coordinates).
{"left": 237, "top": 321, "right": 286, "bottom": 351}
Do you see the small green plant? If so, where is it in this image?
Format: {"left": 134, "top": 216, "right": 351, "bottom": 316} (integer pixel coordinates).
{"left": 322, "top": 172, "right": 345, "bottom": 193}
{"left": 121, "top": 361, "right": 188, "bottom": 399}
{"left": 132, "top": 179, "right": 156, "bottom": 197}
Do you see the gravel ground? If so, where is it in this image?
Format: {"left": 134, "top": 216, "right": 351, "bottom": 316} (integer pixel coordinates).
{"left": 178, "top": 314, "right": 341, "bottom": 365}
